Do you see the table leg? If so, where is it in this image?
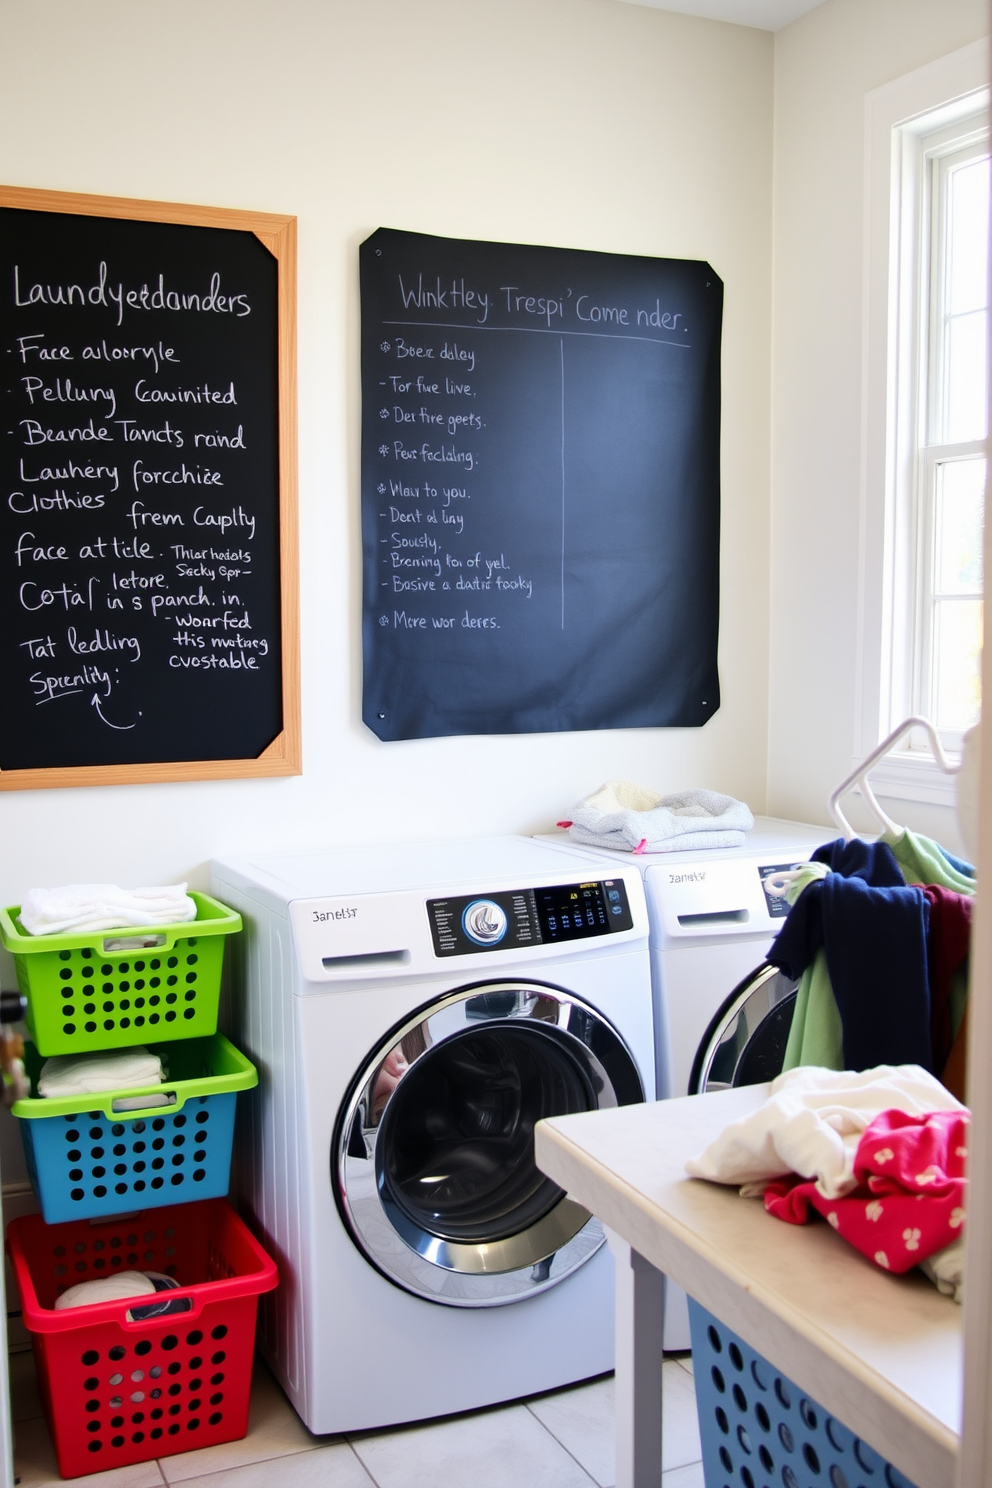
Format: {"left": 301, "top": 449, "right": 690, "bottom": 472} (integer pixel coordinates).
{"left": 607, "top": 1230, "right": 666, "bottom": 1488}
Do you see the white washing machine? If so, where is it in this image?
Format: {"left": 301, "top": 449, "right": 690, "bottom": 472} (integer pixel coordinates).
{"left": 537, "top": 815, "right": 830, "bottom": 1347}
{"left": 211, "top": 836, "right": 655, "bottom": 1433}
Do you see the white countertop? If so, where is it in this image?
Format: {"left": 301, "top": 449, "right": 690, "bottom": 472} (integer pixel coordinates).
{"left": 536, "top": 1085, "right": 961, "bottom": 1488}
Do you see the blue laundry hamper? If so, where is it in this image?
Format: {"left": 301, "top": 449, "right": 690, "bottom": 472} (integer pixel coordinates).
{"left": 13, "top": 1034, "right": 256, "bottom": 1223}
{"left": 688, "top": 1299, "right": 919, "bottom": 1488}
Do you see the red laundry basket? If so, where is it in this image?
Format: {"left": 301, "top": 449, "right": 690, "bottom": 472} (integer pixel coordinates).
{"left": 6, "top": 1198, "right": 278, "bottom": 1479}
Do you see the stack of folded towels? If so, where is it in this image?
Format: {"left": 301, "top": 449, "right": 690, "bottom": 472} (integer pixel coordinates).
{"left": 559, "top": 781, "right": 754, "bottom": 854}
{"left": 19, "top": 883, "right": 196, "bottom": 937}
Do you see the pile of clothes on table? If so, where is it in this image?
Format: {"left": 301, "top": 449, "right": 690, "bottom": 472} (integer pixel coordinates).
{"left": 687, "top": 1065, "right": 966, "bottom": 1299}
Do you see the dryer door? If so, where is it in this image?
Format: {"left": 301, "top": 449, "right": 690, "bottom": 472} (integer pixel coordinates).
{"left": 689, "top": 961, "right": 799, "bottom": 1094}
{"left": 334, "top": 981, "right": 644, "bottom": 1307}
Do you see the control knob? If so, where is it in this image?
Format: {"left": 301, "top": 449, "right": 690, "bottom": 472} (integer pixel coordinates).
{"left": 462, "top": 899, "right": 508, "bottom": 946}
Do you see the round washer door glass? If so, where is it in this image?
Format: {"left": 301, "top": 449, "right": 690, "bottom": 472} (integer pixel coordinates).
{"left": 334, "top": 981, "right": 645, "bottom": 1307}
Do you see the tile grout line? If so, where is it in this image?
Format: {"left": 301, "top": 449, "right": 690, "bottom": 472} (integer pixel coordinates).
{"left": 345, "top": 1434, "right": 387, "bottom": 1488}
{"left": 521, "top": 1401, "right": 603, "bottom": 1487}
{"left": 156, "top": 1440, "right": 328, "bottom": 1488}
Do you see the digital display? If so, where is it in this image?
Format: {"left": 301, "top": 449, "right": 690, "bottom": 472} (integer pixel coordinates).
{"left": 427, "top": 878, "right": 633, "bottom": 957}
{"left": 534, "top": 880, "right": 633, "bottom": 941}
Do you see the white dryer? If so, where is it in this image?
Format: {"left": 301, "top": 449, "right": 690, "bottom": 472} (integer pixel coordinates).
{"left": 537, "top": 816, "right": 829, "bottom": 1347}
{"left": 211, "top": 836, "right": 654, "bottom": 1433}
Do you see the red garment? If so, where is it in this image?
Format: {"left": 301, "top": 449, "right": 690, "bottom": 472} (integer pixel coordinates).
{"left": 763, "top": 1108, "right": 968, "bottom": 1273}
{"left": 921, "top": 886, "right": 972, "bottom": 1075}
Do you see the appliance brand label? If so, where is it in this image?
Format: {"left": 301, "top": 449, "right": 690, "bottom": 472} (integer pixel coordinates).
{"left": 311, "top": 905, "right": 359, "bottom": 923}
{"left": 668, "top": 871, "right": 706, "bottom": 884}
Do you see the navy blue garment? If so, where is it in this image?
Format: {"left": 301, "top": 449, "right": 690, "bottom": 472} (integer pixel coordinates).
{"left": 768, "top": 837, "right": 904, "bottom": 979}
{"left": 768, "top": 837, "right": 933, "bottom": 1072}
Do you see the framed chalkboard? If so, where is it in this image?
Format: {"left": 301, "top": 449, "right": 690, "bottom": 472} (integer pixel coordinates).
{"left": 361, "top": 228, "right": 722, "bottom": 742}
{"left": 0, "top": 186, "right": 299, "bottom": 790}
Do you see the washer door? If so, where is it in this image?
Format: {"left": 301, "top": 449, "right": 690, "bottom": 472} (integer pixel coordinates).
{"left": 689, "top": 962, "right": 798, "bottom": 1095}
{"left": 334, "top": 981, "right": 645, "bottom": 1307}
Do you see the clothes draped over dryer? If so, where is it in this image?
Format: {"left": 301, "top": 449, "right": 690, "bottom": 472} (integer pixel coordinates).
{"left": 769, "top": 830, "right": 974, "bottom": 1090}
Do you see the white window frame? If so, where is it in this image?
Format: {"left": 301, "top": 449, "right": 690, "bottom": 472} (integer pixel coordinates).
{"left": 857, "top": 39, "right": 990, "bottom": 809}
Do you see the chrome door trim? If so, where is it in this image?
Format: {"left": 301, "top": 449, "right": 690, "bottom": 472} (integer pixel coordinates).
{"left": 334, "top": 980, "right": 644, "bottom": 1307}
{"left": 690, "top": 961, "right": 798, "bottom": 1095}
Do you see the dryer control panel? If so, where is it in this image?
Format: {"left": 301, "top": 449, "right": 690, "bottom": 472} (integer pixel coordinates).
{"left": 427, "top": 878, "right": 633, "bottom": 957}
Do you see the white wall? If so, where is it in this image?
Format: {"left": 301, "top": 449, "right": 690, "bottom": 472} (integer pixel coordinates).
{"left": 767, "top": 0, "right": 989, "bottom": 850}
{"left": 0, "top": 0, "right": 776, "bottom": 910}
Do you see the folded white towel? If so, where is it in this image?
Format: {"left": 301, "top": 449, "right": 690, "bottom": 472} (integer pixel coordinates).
{"left": 19, "top": 883, "right": 196, "bottom": 937}
{"left": 685, "top": 1064, "right": 964, "bottom": 1200}
{"left": 38, "top": 1047, "right": 166, "bottom": 1099}
{"left": 564, "top": 782, "right": 754, "bottom": 854}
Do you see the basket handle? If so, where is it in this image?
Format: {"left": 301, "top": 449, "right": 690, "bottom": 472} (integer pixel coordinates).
{"left": 125, "top": 1295, "right": 194, "bottom": 1322}
{"left": 117, "top": 1287, "right": 206, "bottom": 1327}
{"left": 111, "top": 1089, "right": 178, "bottom": 1114}
{"left": 101, "top": 933, "right": 168, "bottom": 952}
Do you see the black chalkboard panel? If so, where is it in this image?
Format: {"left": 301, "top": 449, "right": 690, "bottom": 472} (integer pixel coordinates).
{"left": 0, "top": 189, "right": 300, "bottom": 787}
{"left": 361, "top": 228, "right": 722, "bottom": 742}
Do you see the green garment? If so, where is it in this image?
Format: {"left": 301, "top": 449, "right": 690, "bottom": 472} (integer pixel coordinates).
{"left": 879, "top": 828, "right": 976, "bottom": 896}
{"left": 781, "top": 952, "right": 845, "bottom": 1071}
{"left": 778, "top": 862, "right": 844, "bottom": 1071}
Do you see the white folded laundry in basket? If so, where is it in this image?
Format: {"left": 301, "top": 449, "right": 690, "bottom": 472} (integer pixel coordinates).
{"left": 561, "top": 781, "right": 754, "bottom": 853}
{"left": 18, "top": 882, "right": 197, "bottom": 936}
{"left": 37, "top": 1046, "right": 167, "bottom": 1099}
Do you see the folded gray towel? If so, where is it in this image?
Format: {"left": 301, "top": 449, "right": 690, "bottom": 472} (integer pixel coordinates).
{"left": 563, "top": 781, "right": 753, "bottom": 853}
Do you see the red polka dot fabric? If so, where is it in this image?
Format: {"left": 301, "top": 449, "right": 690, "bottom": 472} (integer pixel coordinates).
{"left": 763, "top": 1108, "right": 967, "bottom": 1273}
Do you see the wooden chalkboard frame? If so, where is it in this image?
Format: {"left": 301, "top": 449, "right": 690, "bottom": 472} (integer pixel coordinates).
{"left": 0, "top": 186, "right": 300, "bottom": 790}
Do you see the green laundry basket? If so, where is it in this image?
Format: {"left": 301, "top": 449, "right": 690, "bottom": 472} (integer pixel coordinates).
{"left": 0, "top": 892, "right": 241, "bottom": 1056}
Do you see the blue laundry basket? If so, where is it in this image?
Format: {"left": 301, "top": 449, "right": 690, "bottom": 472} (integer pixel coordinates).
{"left": 13, "top": 1034, "right": 256, "bottom": 1223}
{"left": 688, "top": 1299, "right": 920, "bottom": 1488}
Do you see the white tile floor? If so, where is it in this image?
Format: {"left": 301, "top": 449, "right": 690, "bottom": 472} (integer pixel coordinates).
{"left": 9, "top": 1348, "right": 705, "bottom": 1488}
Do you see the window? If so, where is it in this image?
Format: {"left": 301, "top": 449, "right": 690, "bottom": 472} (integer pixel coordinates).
{"left": 913, "top": 124, "right": 987, "bottom": 743}
{"left": 859, "top": 42, "right": 989, "bottom": 805}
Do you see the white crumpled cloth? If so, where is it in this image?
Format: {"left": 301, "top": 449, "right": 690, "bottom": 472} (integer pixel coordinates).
{"left": 55, "top": 1270, "right": 180, "bottom": 1311}
{"left": 562, "top": 781, "right": 754, "bottom": 853}
{"left": 19, "top": 883, "right": 196, "bottom": 936}
{"left": 685, "top": 1064, "right": 965, "bottom": 1201}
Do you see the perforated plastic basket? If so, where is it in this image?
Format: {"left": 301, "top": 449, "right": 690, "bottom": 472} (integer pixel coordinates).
{"left": 6, "top": 1198, "right": 277, "bottom": 1479}
{"left": 12, "top": 1035, "right": 257, "bottom": 1223}
{"left": 0, "top": 892, "right": 241, "bottom": 1055}
{"left": 688, "top": 1300, "right": 919, "bottom": 1488}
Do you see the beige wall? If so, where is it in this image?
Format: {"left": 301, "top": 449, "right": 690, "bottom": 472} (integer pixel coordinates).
{"left": 0, "top": 0, "right": 775, "bottom": 904}
{"left": 767, "top": 0, "right": 989, "bottom": 848}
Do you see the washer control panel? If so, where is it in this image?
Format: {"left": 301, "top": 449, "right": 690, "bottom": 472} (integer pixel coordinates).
{"left": 757, "top": 860, "right": 811, "bottom": 919}
{"left": 428, "top": 878, "right": 633, "bottom": 957}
